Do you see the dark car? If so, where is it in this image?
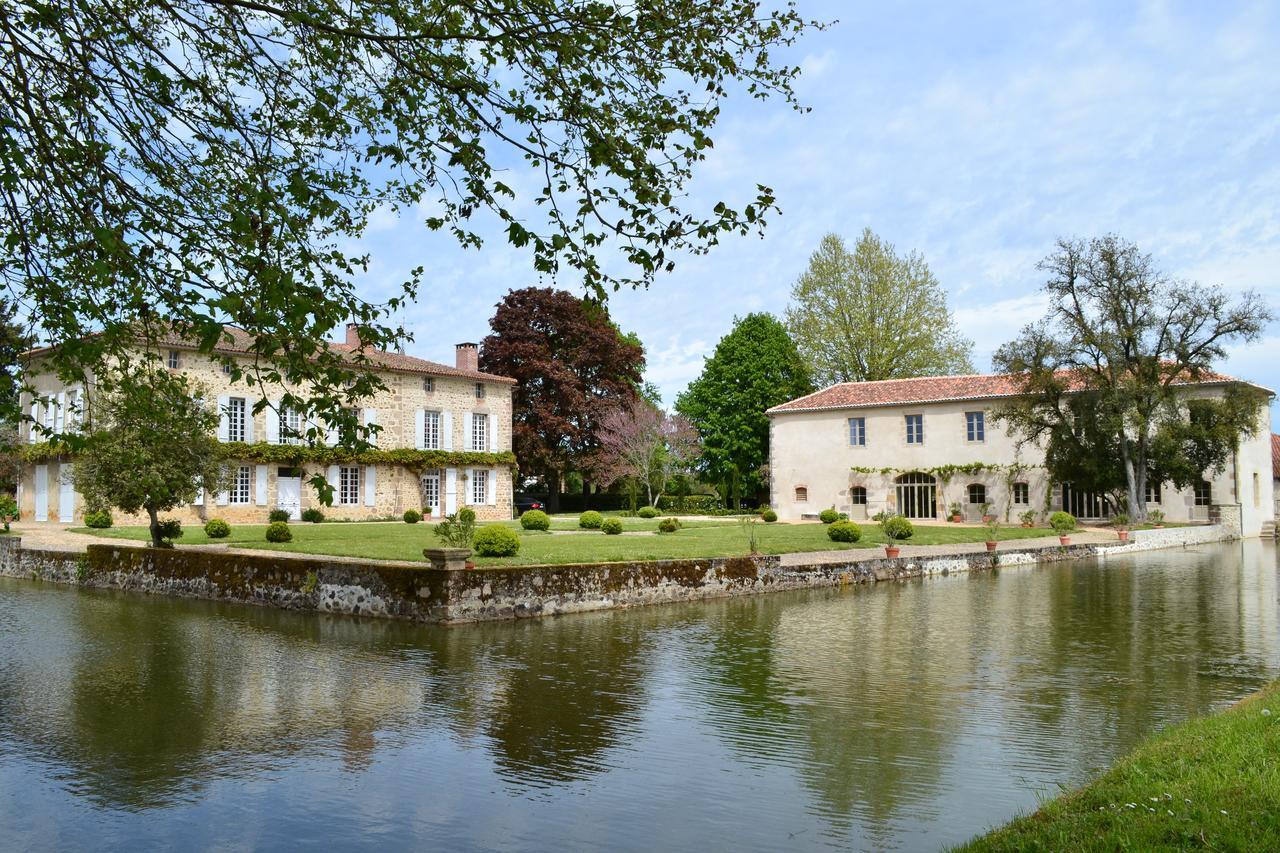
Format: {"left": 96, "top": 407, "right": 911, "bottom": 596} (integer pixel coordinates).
{"left": 513, "top": 494, "right": 546, "bottom": 514}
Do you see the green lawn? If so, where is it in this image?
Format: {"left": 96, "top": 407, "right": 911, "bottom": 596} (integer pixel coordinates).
{"left": 954, "top": 680, "right": 1280, "bottom": 851}
{"left": 75, "top": 518, "right": 1058, "bottom": 566}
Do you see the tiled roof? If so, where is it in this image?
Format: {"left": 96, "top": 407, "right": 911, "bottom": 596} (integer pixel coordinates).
{"left": 767, "top": 370, "right": 1255, "bottom": 414}
{"left": 1272, "top": 433, "right": 1280, "bottom": 480}
{"left": 26, "top": 325, "right": 515, "bottom": 384}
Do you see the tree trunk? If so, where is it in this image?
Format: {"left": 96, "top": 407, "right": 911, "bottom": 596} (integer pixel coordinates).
{"left": 146, "top": 504, "right": 163, "bottom": 548}
{"left": 544, "top": 471, "right": 561, "bottom": 514}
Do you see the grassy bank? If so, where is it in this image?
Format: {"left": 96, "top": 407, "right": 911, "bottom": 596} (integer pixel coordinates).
{"left": 955, "top": 680, "right": 1280, "bottom": 851}
{"left": 72, "top": 518, "right": 1056, "bottom": 566}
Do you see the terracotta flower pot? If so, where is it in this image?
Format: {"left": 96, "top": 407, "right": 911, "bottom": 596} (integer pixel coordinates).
{"left": 884, "top": 545, "right": 900, "bottom": 559}
{"left": 1117, "top": 530, "right": 1129, "bottom": 542}
{"left": 1021, "top": 522, "right": 1032, "bottom": 528}
{"left": 985, "top": 541, "right": 998, "bottom": 552}
{"left": 464, "top": 560, "right": 476, "bottom": 570}
{"left": 1058, "top": 535, "right": 1071, "bottom": 546}
{"left": 951, "top": 514, "right": 962, "bottom": 523}
{"left": 982, "top": 515, "right": 994, "bottom": 523}
{"left": 1154, "top": 524, "right": 1164, "bottom": 529}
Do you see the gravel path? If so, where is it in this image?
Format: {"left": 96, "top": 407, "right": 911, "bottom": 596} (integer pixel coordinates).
{"left": 779, "top": 530, "right": 1116, "bottom": 566}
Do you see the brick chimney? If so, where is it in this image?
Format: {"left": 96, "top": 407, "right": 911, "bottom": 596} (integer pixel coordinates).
{"left": 455, "top": 342, "right": 479, "bottom": 372}
{"left": 345, "top": 323, "right": 363, "bottom": 348}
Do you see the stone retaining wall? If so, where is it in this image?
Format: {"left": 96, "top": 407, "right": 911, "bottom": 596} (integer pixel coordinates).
{"left": 0, "top": 523, "right": 1240, "bottom": 625}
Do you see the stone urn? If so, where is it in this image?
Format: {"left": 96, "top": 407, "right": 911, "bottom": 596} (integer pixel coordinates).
{"left": 884, "top": 545, "right": 900, "bottom": 559}
{"left": 1117, "top": 529, "right": 1130, "bottom": 542}
{"left": 985, "top": 540, "right": 998, "bottom": 552}
{"left": 1058, "top": 535, "right": 1071, "bottom": 546}
{"left": 423, "top": 547, "right": 472, "bottom": 572}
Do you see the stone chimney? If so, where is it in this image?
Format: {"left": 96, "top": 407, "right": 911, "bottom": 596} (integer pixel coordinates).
{"left": 455, "top": 342, "right": 479, "bottom": 372}
{"left": 345, "top": 323, "right": 363, "bottom": 348}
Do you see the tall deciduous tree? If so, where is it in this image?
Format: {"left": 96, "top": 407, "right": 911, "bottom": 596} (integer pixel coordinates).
{"left": 993, "top": 236, "right": 1272, "bottom": 519}
{"left": 75, "top": 369, "right": 227, "bottom": 546}
{"left": 594, "top": 403, "right": 700, "bottom": 508}
{"left": 479, "top": 287, "right": 644, "bottom": 512}
{"left": 676, "top": 314, "right": 811, "bottom": 508}
{"left": 0, "top": 300, "right": 34, "bottom": 494}
{"left": 785, "top": 230, "right": 974, "bottom": 385}
{"left": 1, "top": 1, "right": 819, "bottom": 433}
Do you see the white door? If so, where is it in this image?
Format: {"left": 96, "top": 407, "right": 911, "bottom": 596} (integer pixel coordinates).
{"left": 277, "top": 476, "right": 302, "bottom": 521}
{"left": 421, "top": 473, "right": 441, "bottom": 517}
{"left": 34, "top": 465, "right": 48, "bottom": 522}
{"left": 58, "top": 464, "right": 75, "bottom": 523}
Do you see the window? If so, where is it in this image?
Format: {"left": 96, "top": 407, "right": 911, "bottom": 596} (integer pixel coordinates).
{"left": 167, "top": 350, "right": 180, "bottom": 370}
{"left": 339, "top": 466, "right": 361, "bottom": 505}
{"left": 905, "top": 414, "right": 924, "bottom": 445}
{"left": 471, "top": 470, "right": 487, "bottom": 505}
{"left": 421, "top": 472, "right": 440, "bottom": 513}
{"left": 850, "top": 486, "right": 867, "bottom": 505}
{"left": 471, "top": 413, "right": 488, "bottom": 451}
{"left": 474, "top": 382, "right": 485, "bottom": 400}
{"left": 967, "top": 483, "right": 986, "bottom": 505}
{"left": 423, "top": 377, "right": 435, "bottom": 393}
{"left": 231, "top": 466, "right": 251, "bottom": 504}
{"left": 221, "top": 361, "right": 233, "bottom": 376}
{"left": 423, "top": 411, "right": 441, "bottom": 449}
{"left": 1253, "top": 473, "right": 1260, "bottom": 508}
{"left": 64, "top": 390, "right": 79, "bottom": 433}
{"left": 965, "top": 411, "right": 985, "bottom": 442}
{"left": 794, "top": 486, "right": 808, "bottom": 503}
{"left": 1194, "top": 480, "right": 1212, "bottom": 507}
{"left": 227, "top": 397, "right": 247, "bottom": 442}
{"left": 1145, "top": 481, "right": 1162, "bottom": 504}
{"left": 1013, "top": 482, "right": 1029, "bottom": 504}
{"left": 848, "top": 417, "right": 866, "bottom": 446}
{"left": 279, "top": 406, "right": 303, "bottom": 445}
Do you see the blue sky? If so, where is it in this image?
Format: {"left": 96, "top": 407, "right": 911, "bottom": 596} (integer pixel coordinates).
{"left": 354, "top": 0, "right": 1280, "bottom": 421}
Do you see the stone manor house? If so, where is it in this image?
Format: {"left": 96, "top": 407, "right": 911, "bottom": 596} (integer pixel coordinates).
{"left": 16, "top": 325, "right": 516, "bottom": 525}
{"left": 767, "top": 372, "right": 1276, "bottom": 539}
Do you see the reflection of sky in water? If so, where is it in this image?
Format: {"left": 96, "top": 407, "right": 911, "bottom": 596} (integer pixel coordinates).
{"left": 0, "top": 541, "right": 1275, "bottom": 851}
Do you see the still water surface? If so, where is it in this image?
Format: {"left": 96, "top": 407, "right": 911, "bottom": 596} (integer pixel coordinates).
{"left": 0, "top": 542, "right": 1277, "bottom": 851}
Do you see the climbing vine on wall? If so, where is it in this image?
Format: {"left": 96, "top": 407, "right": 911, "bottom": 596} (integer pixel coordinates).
{"left": 22, "top": 440, "right": 517, "bottom": 470}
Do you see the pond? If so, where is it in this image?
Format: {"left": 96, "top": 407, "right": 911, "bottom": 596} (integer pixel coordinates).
{"left": 0, "top": 541, "right": 1276, "bottom": 851}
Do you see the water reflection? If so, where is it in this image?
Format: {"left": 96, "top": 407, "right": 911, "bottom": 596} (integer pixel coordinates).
{"left": 0, "top": 541, "right": 1274, "bottom": 851}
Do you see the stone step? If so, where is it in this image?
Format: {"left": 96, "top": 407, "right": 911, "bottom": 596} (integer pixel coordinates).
{"left": 1261, "top": 520, "right": 1277, "bottom": 539}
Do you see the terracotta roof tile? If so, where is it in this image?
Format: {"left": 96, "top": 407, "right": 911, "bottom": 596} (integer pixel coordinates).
{"left": 1272, "top": 433, "right": 1280, "bottom": 480}
{"left": 766, "top": 370, "right": 1252, "bottom": 415}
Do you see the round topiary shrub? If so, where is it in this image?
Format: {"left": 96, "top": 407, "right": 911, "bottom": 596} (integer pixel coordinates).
{"left": 269, "top": 509, "right": 290, "bottom": 523}
{"left": 458, "top": 507, "right": 477, "bottom": 524}
{"left": 473, "top": 524, "right": 520, "bottom": 557}
{"left": 761, "top": 509, "right": 778, "bottom": 523}
{"left": 637, "top": 506, "right": 658, "bottom": 519}
{"left": 827, "top": 520, "right": 862, "bottom": 543}
{"left": 818, "top": 507, "right": 841, "bottom": 524}
{"left": 880, "top": 515, "right": 915, "bottom": 541}
{"left": 1049, "top": 511, "right": 1076, "bottom": 534}
{"left": 157, "top": 518, "right": 183, "bottom": 542}
{"left": 203, "top": 518, "right": 231, "bottom": 539}
{"left": 657, "top": 517, "right": 680, "bottom": 534}
{"left": 84, "top": 509, "right": 113, "bottom": 529}
{"left": 601, "top": 517, "right": 624, "bottom": 535}
{"left": 403, "top": 509, "right": 422, "bottom": 524}
{"left": 579, "top": 510, "right": 604, "bottom": 529}
{"left": 265, "top": 521, "right": 293, "bottom": 543}
{"left": 301, "top": 508, "right": 324, "bottom": 524}
{"left": 520, "top": 509, "right": 550, "bottom": 531}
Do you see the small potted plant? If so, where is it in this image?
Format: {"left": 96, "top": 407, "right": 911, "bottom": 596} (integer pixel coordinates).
{"left": 948, "top": 501, "right": 963, "bottom": 523}
{"left": 1049, "top": 510, "right": 1076, "bottom": 545}
{"left": 984, "top": 516, "right": 1000, "bottom": 552}
{"left": 879, "top": 513, "right": 914, "bottom": 558}
{"left": 1112, "top": 512, "right": 1130, "bottom": 542}
{"left": 0, "top": 494, "right": 17, "bottom": 533}
{"left": 1018, "top": 509, "right": 1036, "bottom": 528}
{"left": 1149, "top": 509, "right": 1165, "bottom": 529}
{"left": 980, "top": 502, "right": 995, "bottom": 524}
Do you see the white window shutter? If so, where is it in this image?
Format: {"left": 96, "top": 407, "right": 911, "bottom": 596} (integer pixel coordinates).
{"left": 465, "top": 411, "right": 475, "bottom": 451}
{"left": 327, "top": 419, "right": 339, "bottom": 447}
{"left": 216, "top": 488, "right": 229, "bottom": 506}
{"left": 255, "top": 465, "right": 268, "bottom": 506}
{"left": 54, "top": 391, "right": 65, "bottom": 433}
{"left": 445, "top": 467, "right": 458, "bottom": 514}
{"left": 364, "top": 408, "right": 379, "bottom": 447}
{"left": 443, "top": 411, "right": 454, "bottom": 450}
{"left": 364, "top": 465, "right": 377, "bottom": 506}
{"left": 489, "top": 415, "right": 498, "bottom": 452}
{"left": 217, "top": 395, "right": 230, "bottom": 441}
{"left": 487, "top": 468, "right": 497, "bottom": 505}
{"left": 244, "top": 405, "right": 255, "bottom": 443}
{"left": 28, "top": 398, "right": 38, "bottom": 443}
{"left": 307, "top": 414, "right": 323, "bottom": 445}
{"left": 326, "top": 465, "right": 340, "bottom": 493}
{"left": 266, "top": 398, "right": 280, "bottom": 444}
{"left": 414, "top": 409, "right": 426, "bottom": 450}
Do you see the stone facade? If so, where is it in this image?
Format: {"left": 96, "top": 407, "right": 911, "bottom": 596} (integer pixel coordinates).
{"left": 767, "top": 376, "right": 1276, "bottom": 538}
{"left": 16, "top": 328, "right": 516, "bottom": 525}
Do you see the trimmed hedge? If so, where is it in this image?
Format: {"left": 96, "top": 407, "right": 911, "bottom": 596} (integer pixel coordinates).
{"left": 301, "top": 508, "right": 324, "bottom": 524}
{"left": 579, "top": 510, "right": 604, "bottom": 530}
{"left": 157, "top": 519, "right": 183, "bottom": 543}
{"left": 827, "top": 520, "right": 862, "bottom": 543}
{"left": 637, "top": 506, "right": 658, "bottom": 519}
{"left": 880, "top": 515, "right": 914, "bottom": 541}
{"left": 268, "top": 509, "right": 290, "bottom": 523}
{"left": 265, "top": 521, "right": 292, "bottom": 543}
{"left": 1049, "top": 511, "right": 1076, "bottom": 533}
{"left": 761, "top": 509, "right": 778, "bottom": 523}
{"left": 657, "top": 517, "right": 680, "bottom": 534}
{"left": 84, "top": 509, "right": 113, "bottom": 529}
{"left": 601, "top": 517, "right": 624, "bottom": 535}
{"left": 520, "top": 509, "right": 551, "bottom": 531}
{"left": 203, "top": 518, "right": 231, "bottom": 538}
{"left": 473, "top": 524, "right": 520, "bottom": 557}
{"left": 403, "top": 509, "right": 422, "bottom": 524}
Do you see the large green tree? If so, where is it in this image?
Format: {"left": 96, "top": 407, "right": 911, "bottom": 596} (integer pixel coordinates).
{"left": 676, "top": 313, "right": 811, "bottom": 507}
{"left": 785, "top": 230, "right": 974, "bottom": 385}
{"left": 479, "top": 287, "right": 644, "bottom": 512}
{"left": 1, "top": 0, "right": 820, "bottom": 435}
{"left": 0, "top": 300, "right": 34, "bottom": 493}
{"left": 993, "top": 236, "right": 1272, "bottom": 520}
{"left": 75, "top": 369, "right": 228, "bottom": 546}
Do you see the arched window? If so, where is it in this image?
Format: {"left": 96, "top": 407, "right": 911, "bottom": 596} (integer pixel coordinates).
{"left": 967, "top": 483, "right": 986, "bottom": 505}
{"left": 893, "top": 472, "right": 937, "bottom": 519}
{"left": 794, "top": 486, "right": 808, "bottom": 503}
{"left": 850, "top": 486, "right": 867, "bottom": 505}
